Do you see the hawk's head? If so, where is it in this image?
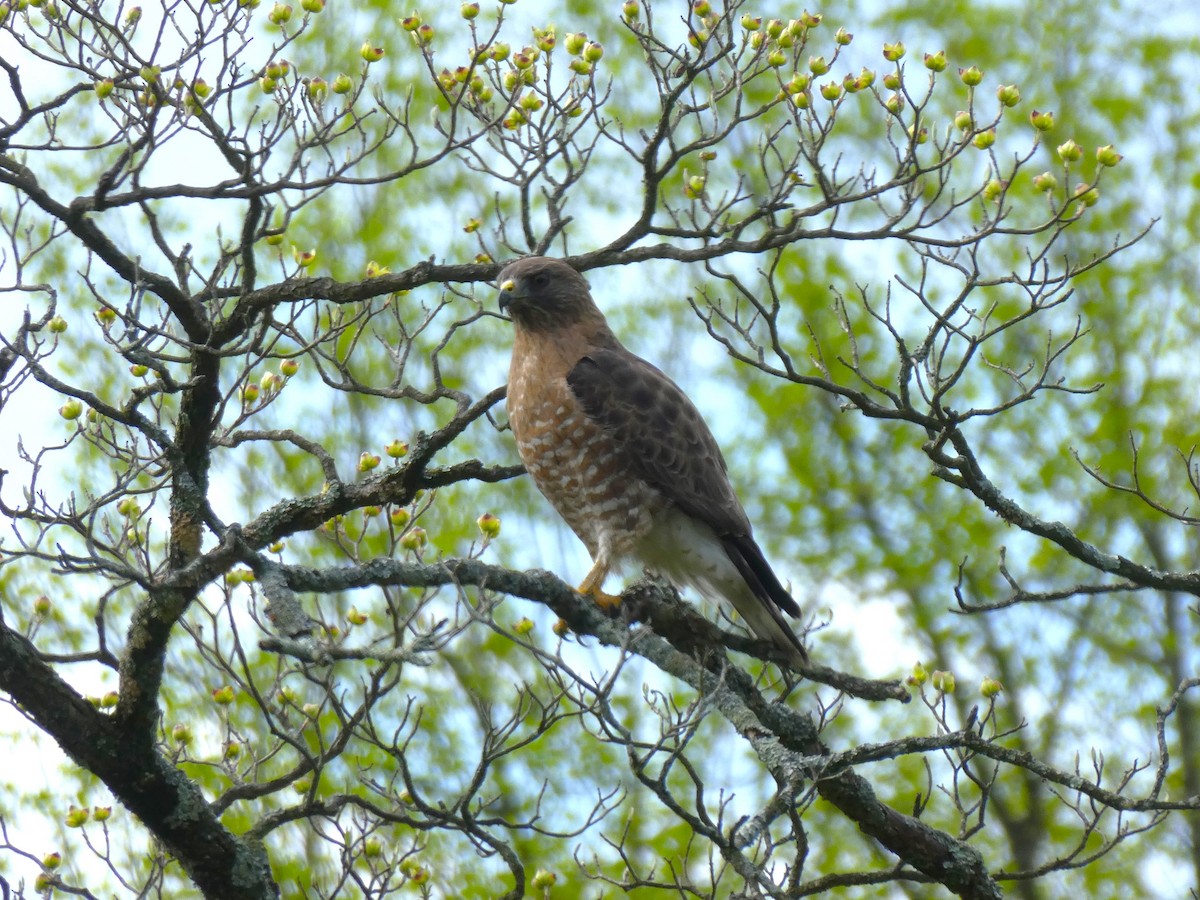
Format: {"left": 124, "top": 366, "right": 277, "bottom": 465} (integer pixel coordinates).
{"left": 497, "top": 257, "right": 598, "bottom": 332}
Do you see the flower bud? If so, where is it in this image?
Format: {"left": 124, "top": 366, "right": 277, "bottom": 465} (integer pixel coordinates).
{"left": 565, "top": 31, "right": 586, "bottom": 54}
{"left": 883, "top": 71, "right": 901, "bottom": 90}
{"left": 684, "top": 175, "right": 705, "bottom": 199}
{"left": 972, "top": 128, "right": 996, "bottom": 150}
{"left": 1032, "top": 171, "right": 1057, "bottom": 193}
{"left": 1056, "top": 138, "right": 1082, "bottom": 162}
{"left": 513, "top": 617, "right": 534, "bottom": 635}
{"left": 552, "top": 617, "right": 570, "bottom": 638}
{"left": 224, "top": 741, "right": 242, "bottom": 759}
{"left": 401, "top": 14, "right": 420, "bottom": 30}
{"left": 569, "top": 59, "right": 592, "bottom": 76}
{"left": 534, "top": 29, "right": 555, "bottom": 52}
{"left": 240, "top": 382, "right": 260, "bottom": 404}
{"left": 34, "top": 595, "right": 52, "bottom": 615}
{"left": 774, "top": 30, "right": 794, "bottom": 50}
{"left": 766, "top": 50, "right": 786, "bottom": 68}
{"left": 347, "top": 607, "right": 368, "bottom": 625}
{"left": 301, "top": 0, "right": 323, "bottom": 11}
{"left": 980, "top": 676, "right": 1003, "bottom": 698}
{"left": 531, "top": 870, "right": 557, "bottom": 889}
{"left": 360, "top": 42, "right": 385, "bottom": 62}
{"left": 882, "top": 41, "right": 905, "bottom": 61}
{"left": 741, "top": 14, "right": 761, "bottom": 30}
{"left": 982, "top": 178, "right": 1005, "bottom": 201}
{"left": 268, "top": 540, "right": 285, "bottom": 553}
{"left": 400, "top": 527, "right": 427, "bottom": 551}
{"left": 622, "top": 0, "right": 638, "bottom": 19}
{"left": 923, "top": 50, "right": 947, "bottom": 72}
{"left": 477, "top": 512, "right": 501, "bottom": 539}
{"left": 59, "top": 399, "right": 83, "bottom": 420}
{"left": 765, "top": 18, "right": 784, "bottom": 38}
{"left": 267, "top": 2, "right": 292, "bottom": 24}
{"left": 958, "top": 64, "right": 982, "bottom": 85}
{"left": 834, "top": 27, "right": 852, "bottom": 45}
{"left": 259, "top": 76, "right": 277, "bottom": 94}
{"left": 930, "top": 670, "right": 956, "bottom": 693}
{"left": 807, "top": 55, "right": 828, "bottom": 75}
{"left": 172, "top": 723, "right": 192, "bottom": 744}
{"left": 490, "top": 41, "right": 510, "bottom": 61}
{"left": 996, "top": 83, "right": 1020, "bottom": 107}
{"left": 332, "top": 73, "right": 353, "bottom": 94}
{"left": 582, "top": 41, "right": 604, "bottom": 62}
{"left": 281, "top": 359, "right": 299, "bottom": 379}
{"left": 212, "top": 685, "right": 236, "bottom": 704}
{"left": 1096, "top": 144, "right": 1123, "bottom": 167}
{"left": 1029, "top": 109, "right": 1054, "bottom": 132}
{"left": 359, "top": 452, "right": 381, "bottom": 472}
{"left": 820, "top": 81, "right": 842, "bottom": 101}
{"left": 292, "top": 246, "right": 317, "bottom": 268}
{"left": 390, "top": 508, "right": 411, "bottom": 528}
{"left": 43, "top": 852, "right": 62, "bottom": 870}
{"left": 1073, "top": 183, "right": 1099, "bottom": 206}
{"left": 415, "top": 23, "right": 434, "bottom": 45}
{"left": 791, "top": 90, "right": 810, "bottom": 109}
{"left": 65, "top": 806, "right": 89, "bottom": 828}
{"left": 953, "top": 109, "right": 972, "bottom": 131}
{"left": 123, "top": 6, "right": 141, "bottom": 28}
{"left": 95, "top": 78, "right": 115, "bottom": 100}
{"left": 801, "top": 10, "right": 822, "bottom": 26}
{"left": 48, "top": 315, "right": 68, "bottom": 333}
{"left": 907, "top": 124, "right": 928, "bottom": 145}
{"left": 520, "top": 92, "right": 543, "bottom": 111}
{"left": 461, "top": 1, "right": 479, "bottom": 18}
{"left": 884, "top": 92, "right": 903, "bottom": 114}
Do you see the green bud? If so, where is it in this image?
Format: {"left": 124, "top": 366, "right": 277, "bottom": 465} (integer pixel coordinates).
{"left": 996, "top": 83, "right": 1020, "bottom": 107}
{"left": 565, "top": 31, "right": 586, "bottom": 54}
{"left": 65, "top": 806, "right": 89, "bottom": 828}
{"left": 267, "top": 2, "right": 292, "bottom": 24}
{"left": 1029, "top": 109, "right": 1055, "bottom": 132}
{"left": 834, "top": 27, "right": 852, "bottom": 45}
{"left": 461, "top": 1, "right": 479, "bottom": 16}
{"left": 924, "top": 50, "right": 947, "bottom": 72}
{"left": 882, "top": 41, "right": 905, "bottom": 61}
{"left": 980, "top": 676, "right": 1003, "bottom": 698}
{"left": 972, "top": 128, "right": 996, "bottom": 150}
{"left": 332, "top": 73, "right": 353, "bottom": 94}
{"left": 820, "top": 80, "right": 843, "bottom": 101}
{"left": 1032, "top": 171, "right": 1057, "bottom": 192}
{"left": 958, "top": 64, "right": 982, "bottom": 85}
{"left": 1096, "top": 144, "right": 1123, "bottom": 167}
{"left": 477, "top": 512, "right": 501, "bottom": 539}
{"left": 807, "top": 55, "right": 828, "bottom": 75}
{"left": 95, "top": 78, "right": 115, "bottom": 100}
{"left": 1056, "top": 138, "right": 1082, "bottom": 162}
{"left": 360, "top": 42, "right": 385, "bottom": 62}
{"left": 953, "top": 109, "right": 972, "bottom": 131}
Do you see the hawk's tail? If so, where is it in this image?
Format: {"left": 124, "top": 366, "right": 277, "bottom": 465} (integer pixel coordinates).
{"left": 721, "top": 534, "right": 808, "bottom": 667}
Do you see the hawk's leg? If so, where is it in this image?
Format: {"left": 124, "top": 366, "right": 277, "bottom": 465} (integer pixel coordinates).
{"left": 576, "top": 559, "right": 622, "bottom": 611}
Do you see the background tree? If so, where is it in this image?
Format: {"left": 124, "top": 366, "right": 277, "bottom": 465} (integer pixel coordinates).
{"left": 0, "top": 0, "right": 1197, "bottom": 898}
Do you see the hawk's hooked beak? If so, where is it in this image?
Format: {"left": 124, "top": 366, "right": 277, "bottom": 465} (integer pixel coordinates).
{"left": 498, "top": 278, "right": 518, "bottom": 312}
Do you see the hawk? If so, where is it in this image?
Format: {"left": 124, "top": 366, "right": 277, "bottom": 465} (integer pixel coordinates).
{"left": 498, "top": 256, "right": 808, "bottom": 669}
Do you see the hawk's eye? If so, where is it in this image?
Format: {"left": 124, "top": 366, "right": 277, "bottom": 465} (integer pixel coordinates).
{"left": 530, "top": 272, "right": 550, "bottom": 289}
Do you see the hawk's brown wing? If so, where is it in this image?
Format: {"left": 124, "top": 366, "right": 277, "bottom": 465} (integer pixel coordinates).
{"left": 566, "top": 346, "right": 801, "bottom": 619}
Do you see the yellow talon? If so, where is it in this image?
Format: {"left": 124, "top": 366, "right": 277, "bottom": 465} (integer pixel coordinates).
{"left": 575, "top": 559, "right": 621, "bottom": 611}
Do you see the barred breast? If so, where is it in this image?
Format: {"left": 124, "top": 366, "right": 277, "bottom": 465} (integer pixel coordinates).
{"left": 508, "top": 362, "right": 663, "bottom": 564}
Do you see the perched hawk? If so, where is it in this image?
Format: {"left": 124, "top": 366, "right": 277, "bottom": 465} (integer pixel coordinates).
{"left": 498, "top": 256, "right": 807, "bottom": 669}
